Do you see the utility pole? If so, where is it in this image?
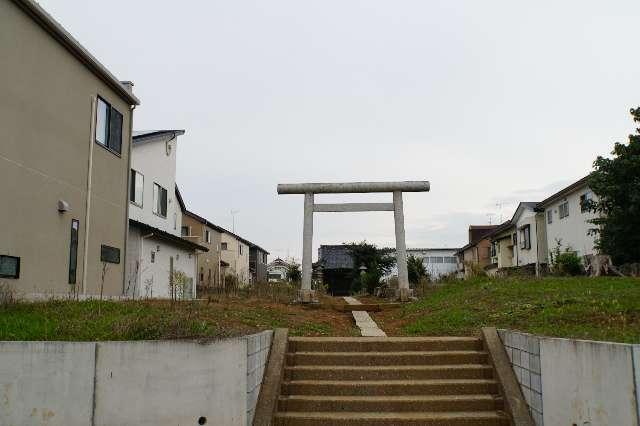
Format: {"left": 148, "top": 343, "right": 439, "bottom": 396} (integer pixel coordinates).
{"left": 230, "top": 209, "right": 239, "bottom": 233}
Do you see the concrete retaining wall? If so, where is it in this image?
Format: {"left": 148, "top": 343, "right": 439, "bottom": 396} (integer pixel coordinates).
{"left": 0, "top": 331, "right": 273, "bottom": 426}
{"left": 499, "top": 329, "right": 640, "bottom": 426}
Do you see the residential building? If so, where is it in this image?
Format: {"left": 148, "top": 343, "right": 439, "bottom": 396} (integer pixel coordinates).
{"left": 511, "top": 202, "right": 548, "bottom": 274}
{"left": 486, "top": 221, "right": 516, "bottom": 275}
{"left": 406, "top": 248, "right": 459, "bottom": 280}
{"left": 220, "top": 231, "right": 251, "bottom": 285}
{"left": 249, "top": 245, "right": 269, "bottom": 283}
{"left": 536, "top": 176, "right": 598, "bottom": 261}
{"left": 125, "top": 130, "right": 207, "bottom": 298}
{"left": 181, "top": 209, "right": 224, "bottom": 292}
{"left": 1, "top": 0, "right": 139, "bottom": 297}
{"left": 455, "top": 225, "right": 499, "bottom": 278}
{"left": 267, "top": 258, "right": 291, "bottom": 282}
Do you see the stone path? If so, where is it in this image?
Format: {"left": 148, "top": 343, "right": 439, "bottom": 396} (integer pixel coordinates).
{"left": 343, "top": 296, "right": 387, "bottom": 337}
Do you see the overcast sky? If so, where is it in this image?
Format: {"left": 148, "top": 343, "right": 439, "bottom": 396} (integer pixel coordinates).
{"left": 41, "top": 0, "right": 640, "bottom": 261}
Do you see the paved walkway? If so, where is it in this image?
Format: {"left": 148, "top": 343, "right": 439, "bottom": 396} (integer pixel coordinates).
{"left": 343, "top": 296, "right": 387, "bottom": 337}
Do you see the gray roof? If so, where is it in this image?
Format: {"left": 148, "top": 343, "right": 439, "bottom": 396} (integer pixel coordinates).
{"left": 132, "top": 130, "right": 185, "bottom": 143}
{"left": 318, "top": 245, "right": 354, "bottom": 270}
{"left": 12, "top": 0, "right": 139, "bottom": 106}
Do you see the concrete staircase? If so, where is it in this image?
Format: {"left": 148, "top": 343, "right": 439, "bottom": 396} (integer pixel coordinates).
{"left": 274, "top": 337, "right": 510, "bottom": 425}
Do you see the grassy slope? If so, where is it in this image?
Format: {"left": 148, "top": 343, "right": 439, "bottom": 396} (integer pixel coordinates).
{"left": 0, "top": 298, "right": 357, "bottom": 341}
{"left": 373, "top": 277, "right": 640, "bottom": 343}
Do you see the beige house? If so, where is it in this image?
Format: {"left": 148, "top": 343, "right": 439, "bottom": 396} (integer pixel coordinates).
{"left": 0, "top": 0, "right": 139, "bottom": 297}
{"left": 181, "top": 208, "right": 224, "bottom": 292}
{"left": 486, "top": 221, "right": 516, "bottom": 275}
{"left": 220, "top": 232, "right": 251, "bottom": 285}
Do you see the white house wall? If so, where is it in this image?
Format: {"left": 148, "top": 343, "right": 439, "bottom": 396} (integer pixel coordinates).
{"left": 139, "top": 236, "right": 197, "bottom": 299}
{"left": 129, "top": 135, "right": 181, "bottom": 236}
{"left": 544, "top": 187, "right": 598, "bottom": 258}
{"left": 514, "top": 208, "right": 543, "bottom": 266}
{"left": 390, "top": 249, "right": 458, "bottom": 280}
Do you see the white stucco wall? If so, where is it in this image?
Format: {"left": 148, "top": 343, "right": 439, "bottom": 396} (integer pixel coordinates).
{"left": 129, "top": 133, "right": 181, "bottom": 236}
{"left": 513, "top": 207, "right": 543, "bottom": 266}
{"left": 126, "top": 229, "right": 197, "bottom": 299}
{"left": 403, "top": 249, "right": 458, "bottom": 279}
{"left": 543, "top": 186, "right": 598, "bottom": 258}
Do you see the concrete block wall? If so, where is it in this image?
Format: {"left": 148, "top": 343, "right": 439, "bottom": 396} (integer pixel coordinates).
{"left": 499, "top": 329, "right": 640, "bottom": 426}
{"left": 0, "top": 331, "right": 274, "bottom": 426}
{"left": 244, "top": 330, "right": 273, "bottom": 426}
{"left": 497, "top": 330, "right": 543, "bottom": 425}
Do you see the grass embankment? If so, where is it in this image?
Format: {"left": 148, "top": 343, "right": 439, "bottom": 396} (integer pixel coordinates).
{"left": 0, "top": 296, "right": 357, "bottom": 341}
{"left": 373, "top": 276, "right": 640, "bottom": 343}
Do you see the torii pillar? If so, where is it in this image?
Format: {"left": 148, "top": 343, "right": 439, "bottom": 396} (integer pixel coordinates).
{"left": 277, "top": 181, "right": 430, "bottom": 302}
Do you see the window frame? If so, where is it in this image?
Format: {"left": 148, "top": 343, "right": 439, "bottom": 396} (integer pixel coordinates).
{"left": 559, "top": 200, "right": 569, "bottom": 219}
{"left": 152, "top": 183, "right": 168, "bottom": 218}
{"left": 0, "top": 255, "right": 20, "bottom": 279}
{"left": 100, "top": 245, "right": 121, "bottom": 264}
{"left": 129, "top": 169, "right": 144, "bottom": 207}
{"left": 221, "top": 242, "right": 228, "bottom": 251}
{"left": 580, "top": 192, "right": 591, "bottom": 213}
{"left": 94, "top": 95, "right": 124, "bottom": 156}
{"left": 547, "top": 209, "right": 553, "bottom": 224}
{"left": 519, "top": 225, "right": 531, "bottom": 250}
{"left": 68, "top": 219, "right": 79, "bottom": 284}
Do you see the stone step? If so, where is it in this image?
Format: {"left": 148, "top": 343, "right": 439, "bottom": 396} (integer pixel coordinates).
{"left": 282, "top": 379, "right": 500, "bottom": 396}
{"left": 287, "top": 351, "right": 488, "bottom": 366}
{"left": 273, "top": 411, "right": 510, "bottom": 426}
{"left": 285, "top": 364, "right": 494, "bottom": 381}
{"left": 278, "top": 394, "right": 499, "bottom": 413}
{"left": 288, "top": 337, "right": 483, "bottom": 353}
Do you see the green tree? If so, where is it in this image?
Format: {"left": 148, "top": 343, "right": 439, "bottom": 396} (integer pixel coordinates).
{"left": 407, "top": 255, "right": 429, "bottom": 285}
{"left": 346, "top": 241, "right": 396, "bottom": 294}
{"left": 286, "top": 263, "right": 301, "bottom": 282}
{"left": 587, "top": 107, "right": 640, "bottom": 264}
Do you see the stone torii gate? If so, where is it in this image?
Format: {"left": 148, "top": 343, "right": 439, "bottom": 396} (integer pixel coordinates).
{"left": 277, "top": 181, "right": 430, "bottom": 302}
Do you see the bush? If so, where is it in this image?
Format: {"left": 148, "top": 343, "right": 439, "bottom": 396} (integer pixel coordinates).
{"left": 550, "top": 239, "right": 584, "bottom": 276}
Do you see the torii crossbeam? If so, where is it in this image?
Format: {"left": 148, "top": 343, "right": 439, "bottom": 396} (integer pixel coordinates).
{"left": 277, "top": 181, "right": 430, "bottom": 302}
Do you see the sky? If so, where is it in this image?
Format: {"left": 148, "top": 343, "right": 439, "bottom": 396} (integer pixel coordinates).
{"left": 40, "top": 0, "right": 640, "bottom": 262}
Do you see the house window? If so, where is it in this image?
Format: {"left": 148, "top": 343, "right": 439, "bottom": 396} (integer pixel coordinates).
{"left": 580, "top": 193, "right": 591, "bottom": 213}
{"left": 0, "top": 255, "right": 20, "bottom": 279}
{"left": 181, "top": 226, "right": 190, "bottom": 237}
{"left": 519, "top": 225, "right": 531, "bottom": 250}
{"left": 490, "top": 242, "right": 497, "bottom": 257}
{"left": 150, "top": 252, "right": 155, "bottom": 263}
{"left": 153, "top": 183, "right": 168, "bottom": 217}
{"left": 221, "top": 242, "right": 228, "bottom": 250}
{"left": 512, "top": 233, "right": 517, "bottom": 246}
{"left": 130, "top": 169, "right": 144, "bottom": 206}
{"left": 200, "top": 267, "right": 204, "bottom": 282}
{"left": 100, "top": 245, "right": 120, "bottom": 264}
{"left": 239, "top": 245, "right": 243, "bottom": 256}
{"left": 95, "top": 96, "right": 123, "bottom": 155}
{"left": 547, "top": 209, "right": 553, "bottom": 224}
{"left": 559, "top": 200, "right": 569, "bottom": 219}
{"left": 205, "top": 230, "right": 211, "bottom": 244}
{"left": 68, "top": 219, "right": 79, "bottom": 284}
